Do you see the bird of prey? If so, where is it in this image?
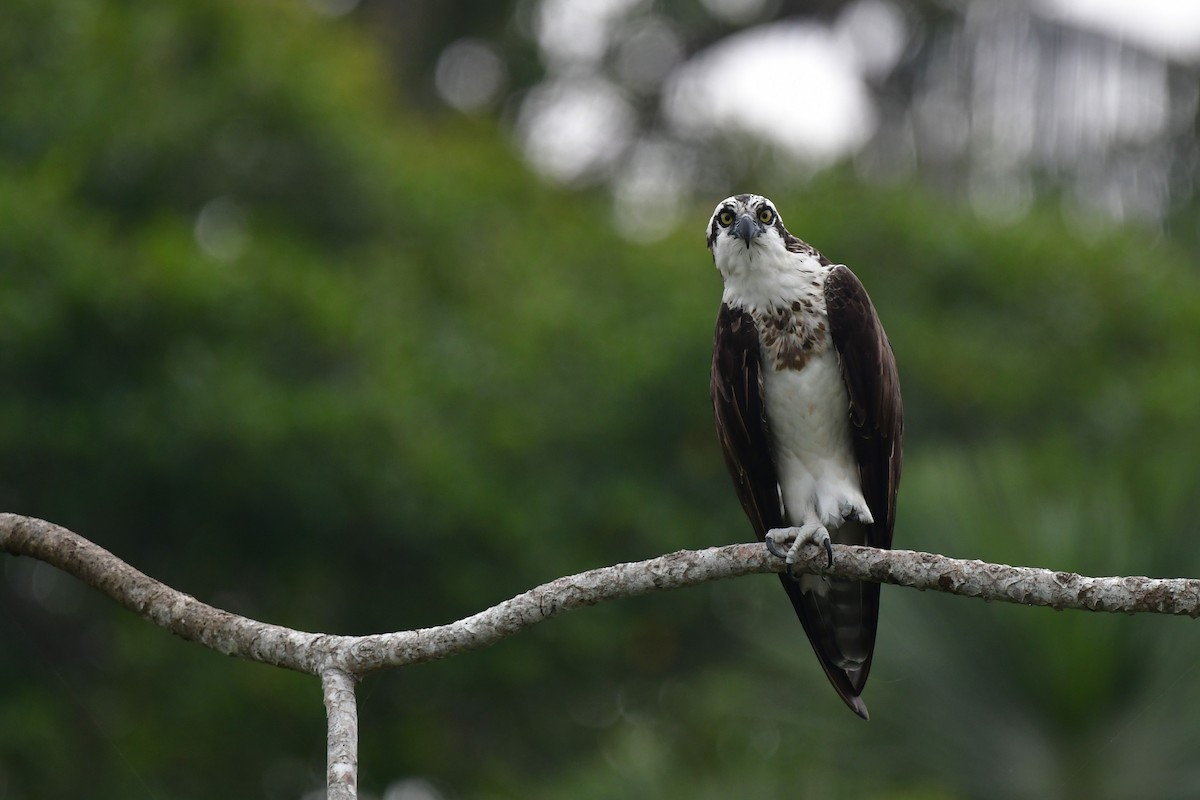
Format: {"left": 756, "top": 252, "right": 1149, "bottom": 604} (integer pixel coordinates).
{"left": 706, "top": 194, "right": 903, "bottom": 719}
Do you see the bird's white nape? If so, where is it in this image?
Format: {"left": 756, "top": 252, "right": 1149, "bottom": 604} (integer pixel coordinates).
{"left": 706, "top": 193, "right": 829, "bottom": 312}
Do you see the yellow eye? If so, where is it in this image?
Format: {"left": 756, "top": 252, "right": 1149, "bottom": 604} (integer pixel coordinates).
{"left": 757, "top": 207, "right": 774, "bottom": 224}
{"left": 718, "top": 210, "right": 734, "bottom": 226}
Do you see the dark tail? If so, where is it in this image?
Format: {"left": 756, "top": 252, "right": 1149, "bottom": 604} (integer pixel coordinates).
{"left": 780, "top": 519, "right": 879, "bottom": 720}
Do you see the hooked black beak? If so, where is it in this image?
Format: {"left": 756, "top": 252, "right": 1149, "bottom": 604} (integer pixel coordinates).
{"left": 732, "top": 214, "right": 761, "bottom": 249}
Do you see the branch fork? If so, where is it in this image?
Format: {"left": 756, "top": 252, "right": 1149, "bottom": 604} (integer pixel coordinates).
{"left": 4, "top": 513, "right": 1198, "bottom": 798}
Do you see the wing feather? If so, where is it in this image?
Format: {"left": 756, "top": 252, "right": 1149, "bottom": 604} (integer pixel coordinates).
{"left": 710, "top": 304, "right": 783, "bottom": 538}
{"left": 825, "top": 265, "right": 904, "bottom": 545}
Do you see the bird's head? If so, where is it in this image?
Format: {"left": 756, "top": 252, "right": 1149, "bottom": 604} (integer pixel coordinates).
{"left": 705, "top": 193, "right": 788, "bottom": 261}
{"left": 705, "top": 194, "right": 824, "bottom": 308}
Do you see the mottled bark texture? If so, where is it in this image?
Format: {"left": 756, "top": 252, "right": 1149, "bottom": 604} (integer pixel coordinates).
{"left": 4, "top": 512, "right": 1200, "bottom": 797}
{"left": 323, "top": 669, "right": 358, "bottom": 800}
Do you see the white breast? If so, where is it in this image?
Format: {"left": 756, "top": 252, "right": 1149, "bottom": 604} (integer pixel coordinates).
{"left": 763, "top": 349, "right": 873, "bottom": 530}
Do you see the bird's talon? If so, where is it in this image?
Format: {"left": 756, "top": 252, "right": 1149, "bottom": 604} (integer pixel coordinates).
{"left": 766, "top": 524, "right": 832, "bottom": 568}
{"left": 764, "top": 535, "right": 789, "bottom": 560}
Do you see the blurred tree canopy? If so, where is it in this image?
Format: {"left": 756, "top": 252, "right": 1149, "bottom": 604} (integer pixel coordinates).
{"left": 2, "top": 1, "right": 1200, "bottom": 799}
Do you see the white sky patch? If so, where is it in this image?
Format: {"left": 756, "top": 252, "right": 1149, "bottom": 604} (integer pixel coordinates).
{"left": 435, "top": 38, "right": 507, "bottom": 114}
{"left": 517, "top": 76, "right": 634, "bottom": 183}
{"left": 1035, "top": 0, "right": 1200, "bottom": 61}
{"left": 664, "top": 21, "right": 877, "bottom": 165}
{"left": 835, "top": 0, "right": 908, "bottom": 80}
{"left": 612, "top": 139, "right": 691, "bottom": 242}
{"left": 612, "top": 15, "right": 685, "bottom": 94}
{"left": 535, "top": 0, "right": 646, "bottom": 69}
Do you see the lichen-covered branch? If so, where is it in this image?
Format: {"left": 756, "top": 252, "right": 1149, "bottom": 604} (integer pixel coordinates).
{"left": 831, "top": 544, "right": 1200, "bottom": 617}
{"left": 322, "top": 668, "right": 359, "bottom": 800}
{"left": 5, "top": 511, "right": 1200, "bottom": 798}
{"left": 0, "top": 514, "right": 331, "bottom": 673}
{"left": 4, "top": 513, "right": 1199, "bottom": 681}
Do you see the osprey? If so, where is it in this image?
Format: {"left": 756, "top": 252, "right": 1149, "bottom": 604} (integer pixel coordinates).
{"left": 707, "top": 194, "right": 903, "bottom": 719}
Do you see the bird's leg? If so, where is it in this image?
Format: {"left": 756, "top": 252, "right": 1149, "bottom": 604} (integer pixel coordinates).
{"left": 765, "top": 517, "right": 833, "bottom": 569}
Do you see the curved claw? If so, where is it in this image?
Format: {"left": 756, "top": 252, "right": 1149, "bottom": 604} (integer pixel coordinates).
{"left": 822, "top": 538, "right": 834, "bottom": 569}
{"left": 765, "top": 535, "right": 790, "bottom": 560}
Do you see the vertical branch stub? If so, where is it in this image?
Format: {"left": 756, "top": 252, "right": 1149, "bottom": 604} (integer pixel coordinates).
{"left": 323, "top": 668, "right": 359, "bottom": 800}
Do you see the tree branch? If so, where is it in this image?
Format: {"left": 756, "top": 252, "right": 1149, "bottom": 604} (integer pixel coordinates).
{"left": 322, "top": 668, "right": 358, "bottom": 800}
{"left": 4, "top": 514, "right": 1199, "bottom": 678}
{"left": 4, "top": 511, "right": 1200, "bottom": 797}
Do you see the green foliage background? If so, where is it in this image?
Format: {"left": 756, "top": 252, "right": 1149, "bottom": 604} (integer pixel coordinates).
{"left": 2, "top": 1, "right": 1200, "bottom": 798}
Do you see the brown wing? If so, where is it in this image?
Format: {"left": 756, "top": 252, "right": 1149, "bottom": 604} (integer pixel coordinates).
{"left": 711, "top": 301, "right": 877, "bottom": 719}
{"left": 824, "top": 265, "right": 903, "bottom": 545}
{"left": 710, "top": 303, "right": 784, "bottom": 539}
